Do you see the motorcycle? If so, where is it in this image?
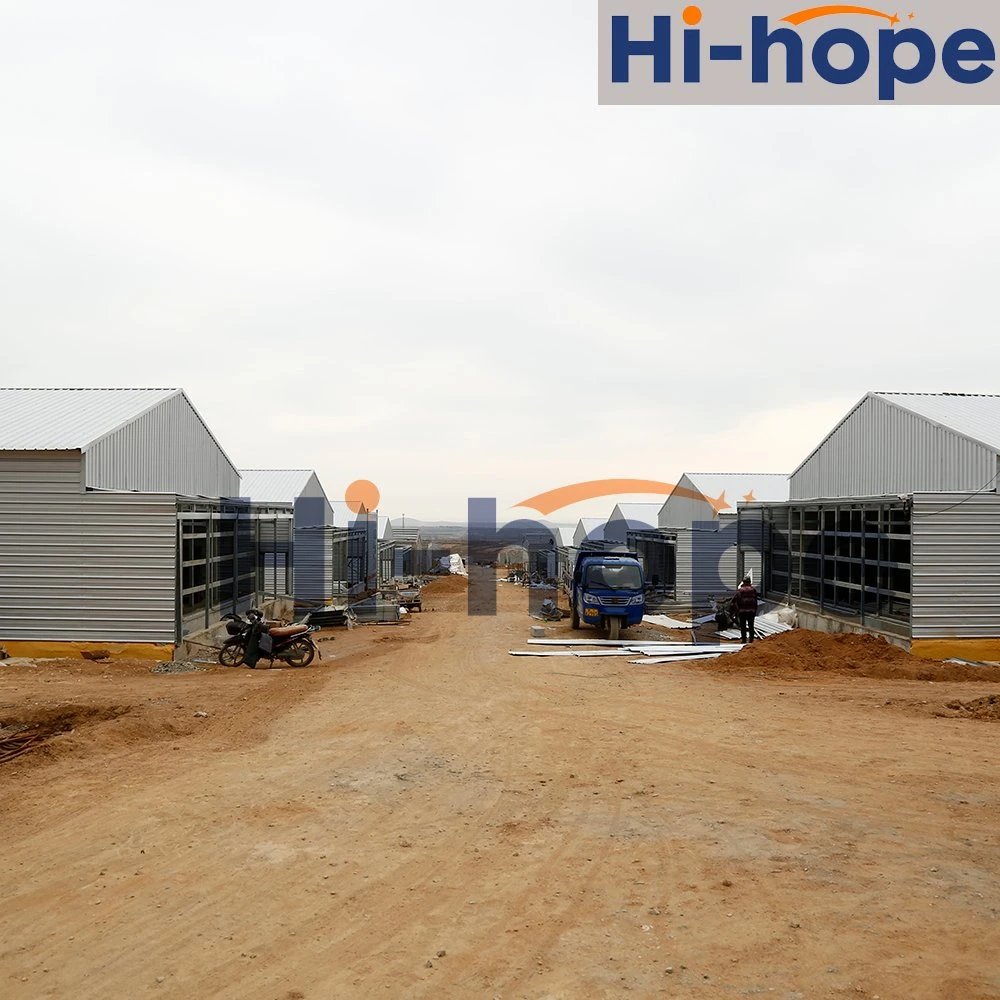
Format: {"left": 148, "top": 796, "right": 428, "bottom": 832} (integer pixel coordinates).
{"left": 218, "top": 609, "right": 320, "bottom": 668}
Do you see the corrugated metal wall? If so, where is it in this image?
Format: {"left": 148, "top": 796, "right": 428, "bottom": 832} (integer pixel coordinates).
{"left": 0, "top": 491, "right": 177, "bottom": 642}
{"left": 792, "top": 395, "right": 997, "bottom": 500}
{"left": 911, "top": 492, "right": 1000, "bottom": 639}
{"left": 379, "top": 541, "right": 395, "bottom": 584}
{"left": 85, "top": 392, "right": 239, "bottom": 498}
{"left": 673, "top": 520, "right": 740, "bottom": 608}
{"left": 293, "top": 526, "right": 332, "bottom": 610}
{"left": 0, "top": 451, "right": 83, "bottom": 492}
{"left": 258, "top": 515, "right": 293, "bottom": 597}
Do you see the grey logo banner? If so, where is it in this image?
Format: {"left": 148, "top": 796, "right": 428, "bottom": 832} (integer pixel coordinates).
{"left": 598, "top": 0, "right": 1000, "bottom": 104}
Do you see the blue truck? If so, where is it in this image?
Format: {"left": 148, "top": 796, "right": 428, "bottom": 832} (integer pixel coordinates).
{"left": 570, "top": 549, "right": 646, "bottom": 640}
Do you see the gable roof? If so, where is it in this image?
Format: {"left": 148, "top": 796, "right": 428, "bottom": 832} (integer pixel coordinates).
{"left": 609, "top": 502, "right": 662, "bottom": 528}
{"left": 676, "top": 473, "right": 790, "bottom": 511}
{"left": 331, "top": 500, "right": 377, "bottom": 526}
{"left": 575, "top": 517, "right": 606, "bottom": 543}
{"left": 387, "top": 519, "right": 421, "bottom": 543}
{"left": 555, "top": 525, "right": 576, "bottom": 547}
{"left": 239, "top": 469, "right": 315, "bottom": 505}
{"left": 792, "top": 392, "right": 1000, "bottom": 475}
{"left": 0, "top": 387, "right": 179, "bottom": 450}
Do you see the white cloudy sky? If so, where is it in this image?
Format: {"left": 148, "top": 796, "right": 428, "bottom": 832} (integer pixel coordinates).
{"left": 2, "top": 2, "right": 998, "bottom": 522}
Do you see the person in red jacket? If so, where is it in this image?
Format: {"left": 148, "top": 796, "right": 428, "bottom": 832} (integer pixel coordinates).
{"left": 732, "top": 575, "right": 759, "bottom": 644}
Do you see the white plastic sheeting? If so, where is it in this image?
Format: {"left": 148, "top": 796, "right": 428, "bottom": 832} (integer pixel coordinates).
{"left": 440, "top": 553, "right": 468, "bottom": 576}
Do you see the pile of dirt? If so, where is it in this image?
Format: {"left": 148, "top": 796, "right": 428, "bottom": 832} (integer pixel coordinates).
{"left": 703, "top": 630, "right": 1000, "bottom": 682}
{"left": 422, "top": 575, "right": 469, "bottom": 595}
{"left": 940, "top": 694, "right": 1000, "bottom": 721}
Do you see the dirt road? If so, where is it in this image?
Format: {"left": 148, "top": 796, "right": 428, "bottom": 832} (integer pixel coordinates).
{"left": 2, "top": 573, "right": 999, "bottom": 999}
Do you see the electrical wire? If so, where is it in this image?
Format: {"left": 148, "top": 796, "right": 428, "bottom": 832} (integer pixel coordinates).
{"left": 910, "top": 468, "right": 1000, "bottom": 518}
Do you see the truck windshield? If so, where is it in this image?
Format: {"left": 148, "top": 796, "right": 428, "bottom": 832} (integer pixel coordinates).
{"left": 585, "top": 564, "right": 642, "bottom": 590}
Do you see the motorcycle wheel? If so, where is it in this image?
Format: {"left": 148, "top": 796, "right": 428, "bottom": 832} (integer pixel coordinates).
{"left": 570, "top": 604, "right": 580, "bottom": 629}
{"left": 282, "top": 638, "right": 315, "bottom": 667}
{"left": 219, "top": 641, "right": 245, "bottom": 666}
{"left": 607, "top": 616, "right": 621, "bottom": 641}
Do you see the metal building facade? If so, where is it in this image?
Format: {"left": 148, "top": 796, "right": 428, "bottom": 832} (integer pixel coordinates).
{"left": 0, "top": 388, "right": 238, "bottom": 499}
{"left": 791, "top": 394, "right": 999, "bottom": 500}
{"left": 742, "top": 497, "right": 913, "bottom": 637}
{"left": 0, "top": 389, "right": 285, "bottom": 651}
{"left": 739, "top": 491, "right": 1000, "bottom": 647}
{"left": 911, "top": 492, "right": 1000, "bottom": 640}
{"left": 86, "top": 391, "right": 239, "bottom": 497}
{"left": 0, "top": 490, "right": 178, "bottom": 643}
{"left": 672, "top": 518, "right": 741, "bottom": 609}
{"left": 0, "top": 451, "right": 84, "bottom": 492}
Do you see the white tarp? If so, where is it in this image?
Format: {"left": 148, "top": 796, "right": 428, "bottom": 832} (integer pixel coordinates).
{"left": 440, "top": 553, "right": 468, "bottom": 576}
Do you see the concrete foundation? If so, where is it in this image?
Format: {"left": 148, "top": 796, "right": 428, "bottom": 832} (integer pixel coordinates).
{"left": 173, "top": 596, "right": 295, "bottom": 662}
{"left": 793, "top": 607, "right": 910, "bottom": 651}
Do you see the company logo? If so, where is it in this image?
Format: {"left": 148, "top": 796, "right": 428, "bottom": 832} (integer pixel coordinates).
{"left": 598, "top": 0, "right": 1000, "bottom": 103}
{"left": 515, "top": 478, "right": 731, "bottom": 514}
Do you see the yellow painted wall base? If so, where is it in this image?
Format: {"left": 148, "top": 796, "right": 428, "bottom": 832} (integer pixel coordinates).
{"left": 910, "top": 638, "right": 1000, "bottom": 662}
{"left": 0, "top": 641, "right": 174, "bottom": 662}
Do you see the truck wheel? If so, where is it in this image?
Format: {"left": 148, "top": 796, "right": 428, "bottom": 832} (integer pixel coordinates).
{"left": 607, "top": 617, "right": 621, "bottom": 641}
{"left": 571, "top": 605, "right": 580, "bottom": 629}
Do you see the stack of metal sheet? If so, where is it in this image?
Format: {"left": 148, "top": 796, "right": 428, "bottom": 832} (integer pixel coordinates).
{"left": 717, "top": 618, "right": 793, "bottom": 641}
{"left": 509, "top": 638, "right": 746, "bottom": 663}
{"left": 304, "top": 605, "right": 353, "bottom": 628}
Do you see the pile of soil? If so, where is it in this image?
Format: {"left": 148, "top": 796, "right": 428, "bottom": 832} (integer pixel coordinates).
{"left": 705, "top": 630, "right": 1000, "bottom": 682}
{"left": 941, "top": 694, "right": 1000, "bottom": 721}
{"left": 422, "top": 575, "right": 469, "bottom": 595}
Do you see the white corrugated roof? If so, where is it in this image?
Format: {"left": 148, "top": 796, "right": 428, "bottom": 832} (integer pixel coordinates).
{"left": 878, "top": 393, "right": 1000, "bottom": 453}
{"left": 239, "top": 469, "right": 314, "bottom": 504}
{"left": 387, "top": 519, "right": 420, "bottom": 542}
{"left": 555, "top": 525, "right": 576, "bottom": 547}
{"left": 679, "top": 473, "right": 790, "bottom": 510}
{"left": 576, "top": 517, "right": 606, "bottom": 542}
{"left": 0, "top": 387, "right": 179, "bottom": 450}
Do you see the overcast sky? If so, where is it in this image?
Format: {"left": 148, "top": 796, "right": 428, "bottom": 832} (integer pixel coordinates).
{"left": 2, "top": 2, "right": 998, "bottom": 523}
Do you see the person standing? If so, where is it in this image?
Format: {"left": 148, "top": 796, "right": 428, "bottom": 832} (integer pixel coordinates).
{"left": 732, "top": 575, "right": 759, "bottom": 644}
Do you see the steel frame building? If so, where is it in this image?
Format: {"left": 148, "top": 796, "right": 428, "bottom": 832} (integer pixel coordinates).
{"left": 738, "top": 393, "right": 1000, "bottom": 658}
{"left": 0, "top": 389, "right": 293, "bottom": 656}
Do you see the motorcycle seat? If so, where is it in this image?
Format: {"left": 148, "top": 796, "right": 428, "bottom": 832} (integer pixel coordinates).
{"left": 268, "top": 623, "right": 310, "bottom": 638}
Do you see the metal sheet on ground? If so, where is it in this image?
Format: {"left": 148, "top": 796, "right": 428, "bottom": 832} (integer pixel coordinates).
{"left": 508, "top": 649, "right": 636, "bottom": 658}
{"left": 629, "top": 652, "right": 727, "bottom": 664}
{"left": 642, "top": 614, "right": 694, "bottom": 629}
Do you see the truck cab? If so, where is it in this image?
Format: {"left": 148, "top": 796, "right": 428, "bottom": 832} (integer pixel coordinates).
{"left": 570, "top": 550, "right": 645, "bottom": 640}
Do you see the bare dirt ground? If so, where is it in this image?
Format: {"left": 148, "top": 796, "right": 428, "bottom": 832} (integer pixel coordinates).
{"left": 2, "top": 569, "right": 1000, "bottom": 1000}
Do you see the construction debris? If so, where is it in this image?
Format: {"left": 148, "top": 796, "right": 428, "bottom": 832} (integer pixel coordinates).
{"left": 305, "top": 605, "right": 355, "bottom": 628}
{"left": 631, "top": 652, "right": 730, "bottom": 664}
{"left": 508, "top": 649, "right": 638, "bottom": 658}
{"left": 530, "top": 599, "right": 563, "bottom": 622}
{"left": 0, "top": 726, "right": 57, "bottom": 764}
{"left": 717, "top": 618, "right": 794, "bottom": 641}
{"left": 642, "top": 614, "right": 694, "bottom": 629}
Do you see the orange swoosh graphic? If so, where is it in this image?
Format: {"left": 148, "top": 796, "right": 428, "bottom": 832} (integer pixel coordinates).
{"left": 782, "top": 5, "right": 901, "bottom": 26}
{"left": 514, "top": 479, "right": 731, "bottom": 517}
